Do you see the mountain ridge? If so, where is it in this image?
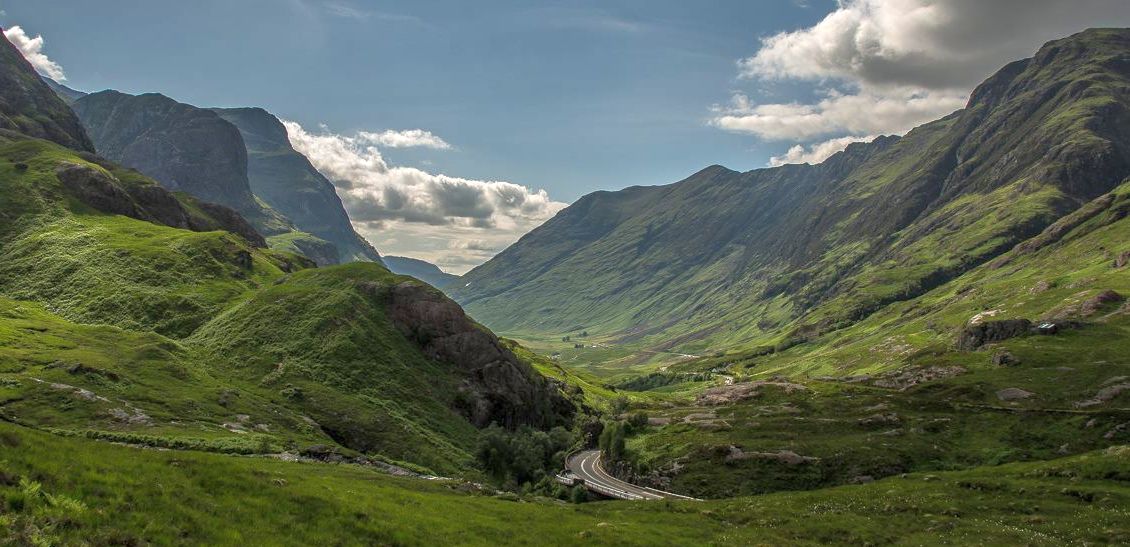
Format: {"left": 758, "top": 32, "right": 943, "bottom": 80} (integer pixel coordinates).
{"left": 453, "top": 28, "right": 1130, "bottom": 357}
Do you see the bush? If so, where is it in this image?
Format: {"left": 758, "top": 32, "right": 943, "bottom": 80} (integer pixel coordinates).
{"left": 476, "top": 425, "right": 575, "bottom": 489}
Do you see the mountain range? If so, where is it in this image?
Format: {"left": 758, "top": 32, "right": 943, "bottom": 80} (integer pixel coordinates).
{"left": 382, "top": 255, "right": 461, "bottom": 288}
{"left": 2, "top": 22, "right": 1130, "bottom": 546}
{"left": 454, "top": 28, "right": 1130, "bottom": 357}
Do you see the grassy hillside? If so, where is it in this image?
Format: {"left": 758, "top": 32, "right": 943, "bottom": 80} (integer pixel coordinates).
{"left": 598, "top": 180, "right": 1130, "bottom": 498}
{"left": 0, "top": 131, "right": 574, "bottom": 476}
{"left": 454, "top": 29, "right": 1130, "bottom": 364}
{"left": 1, "top": 421, "right": 1127, "bottom": 545}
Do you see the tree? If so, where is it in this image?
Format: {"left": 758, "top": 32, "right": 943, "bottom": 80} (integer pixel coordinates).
{"left": 570, "top": 485, "right": 588, "bottom": 504}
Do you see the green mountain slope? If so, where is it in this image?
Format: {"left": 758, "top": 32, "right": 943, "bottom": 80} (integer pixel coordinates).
{"left": 454, "top": 29, "right": 1130, "bottom": 360}
{"left": 0, "top": 30, "right": 576, "bottom": 475}
{"left": 383, "top": 255, "right": 460, "bottom": 288}
{"left": 212, "top": 107, "right": 382, "bottom": 264}
{"left": 0, "top": 32, "right": 92, "bottom": 152}
{"left": 0, "top": 134, "right": 574, "bottom": 473}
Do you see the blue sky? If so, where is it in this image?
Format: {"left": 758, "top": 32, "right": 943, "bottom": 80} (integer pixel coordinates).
{"left": 6, "top": 1, "right": 1130, "bottom": 271}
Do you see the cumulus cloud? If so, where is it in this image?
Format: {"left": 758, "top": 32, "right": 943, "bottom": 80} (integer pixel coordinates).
{"left": 284, "top": 120, "right": 566, "bottom": 273}
{"left": 768, "top": 134, "right": 878, "bottom": 167}
{"left": 715, "top": 0, "right": 1130, "bottom": 165}
{"left": 712, "top": 89, "right": 962, "bottom": 141}
{"left": 4, "top": 26, "right": 65, "bottom": 81}
{"left": 357, "top": 129, "right": 451, "bottom": 149}
{"left": 742, "top": 0, "right": 1130, "bottom": 91}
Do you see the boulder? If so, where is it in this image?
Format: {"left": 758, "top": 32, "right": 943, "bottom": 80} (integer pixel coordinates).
{"left": 957, "top": 319, "right": 1032, "bottom": 350}
{"left": 1081, "top": 290, "right": 1124, "bottom": 315}
{"left": 1116, "top": 250, "right": 1130, "bottom": 268}
{"left": 991, "top": 350, "right": 1020, "bottom": 367}
{"left": 996, "top": 388, "right": 1035, "bottom": 401}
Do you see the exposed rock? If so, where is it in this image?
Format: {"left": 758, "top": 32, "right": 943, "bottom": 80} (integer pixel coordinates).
{"left": 695, "top": 380, "right": 808, "bottom": 405}
{"left": 54, "top": 162, "right": 267, "bottom": 247}
{"left": 858, "top": 413, "right": 901, "bottom": 427}
{"left": 1029, "top": 280, "right": 1052, "bottom": 294}
{"left": 1074, "top": 382, "right": 1130, "bottom": 408}
{"left": 56, "top": 163, "right": 146, "bottom": 219}
{"left": 872, "top": 366, "right": 966, "bottom": 390}
{"left": 991, "top": 350, "right": 1020, "bottom": 367}
{"left": 1080, "top": 290, "right": 1124, "bottom": 315}
{"left": 996, "top": 388, "right": 1035, "bottom": 401}
{"left": 957, "top": 319, "right": 1032, "bottom": 350}
{"left": 381, "top": 281, "right": 573, "bottom": 429}
{"left": 1115, "top": 250, "right": 1130, "bottom": 268}
{"left": 724, "top": 446, "right": 817, "bottom": 465}
{"left": 1104, "top": 423, "right": 1128, "bottom": 440}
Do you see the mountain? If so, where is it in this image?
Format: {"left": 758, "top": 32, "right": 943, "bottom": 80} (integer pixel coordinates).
{"left": 383, "top": 255, "right": 460, "bottom": 288}
{"left": 70, "top": 90, "right": 293, "bottom": 236}
{"left": 211, "top": 107, "right": 382, "bottom": 264}
{"left": 0, "top": 31, "right": 92, "bottom": 152}
{"left": 45, "top": 77, "right": 87, "bottom": 103}
{"left": 0, "top": 30, "right": 575, "bottom": 476}
{"left": 454, "top": 28, "right": 1130, "bottom": 356}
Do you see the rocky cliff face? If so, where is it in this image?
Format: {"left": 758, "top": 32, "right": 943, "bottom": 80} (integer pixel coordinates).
{"left": 454, "top": 28, "right": 1130, "bottom": 353}
{"left": 381, "top": 281, "right": 573, "bottom": 428}
{"left": 54, "top": 159, "right": 267, "bottom": 247}
{"left": 0, "top": 30, "right": 93, "bottom": 152}
{"left": 212, "top": 107, "right": 382, "bottom": 263}
{"left": 70, "top": 91, "right": 292, "bottom": 236}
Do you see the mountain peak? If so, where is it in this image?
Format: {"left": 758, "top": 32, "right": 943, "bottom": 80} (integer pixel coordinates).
{"left": 0, "top": 30, "right": 93, "bottom": 151}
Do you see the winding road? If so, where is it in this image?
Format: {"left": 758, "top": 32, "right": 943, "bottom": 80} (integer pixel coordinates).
{"left": 562, "top": 450, "right": 699, "bottom": 501}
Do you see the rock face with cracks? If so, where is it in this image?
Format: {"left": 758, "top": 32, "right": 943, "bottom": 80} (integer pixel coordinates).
{"left": 382, "top": 281, "right": 574, "bottom": 429}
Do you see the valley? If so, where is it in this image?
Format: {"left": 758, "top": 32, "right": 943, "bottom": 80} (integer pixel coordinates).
{"left": 0, "top": 11, "right": 1128, "bottom": 546}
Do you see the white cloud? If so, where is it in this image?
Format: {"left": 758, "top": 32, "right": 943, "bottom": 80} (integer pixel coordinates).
{"left": 4, "top": 25, "right": 65, "bottom": 81}
{"left": 283, "top": 120, "right": 566, "bottom": 273}
{"left": 715, "top": 0, "right": 1130, "bottom": 163}
{"left": 742, "top": 0, "right": 1130, "bottom": 90}
{"left": 711, "top": 88, "right": 964, "bottom": 140}
{"left": 357, "top": 129, "right": 451, "bottom": 150}
{"left": 768, "top": 135, "right": 877, "bottom": 167}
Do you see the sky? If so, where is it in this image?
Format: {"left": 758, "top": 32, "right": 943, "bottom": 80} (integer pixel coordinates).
{"left": 5, "top": 1, "right": 1130, "bottom": 273}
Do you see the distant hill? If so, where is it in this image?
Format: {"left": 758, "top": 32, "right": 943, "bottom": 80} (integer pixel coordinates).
{"left": 454, "top": 29, "right": 1130, "bottom": 355}
{"left": 383, "top": 256, "right": 460, "bottom": 288}
{"left": 45, "top": 78, "right": 87, "bottom": 103}
{"left": 212, "top": 107, "right": 382, "bottom": 264}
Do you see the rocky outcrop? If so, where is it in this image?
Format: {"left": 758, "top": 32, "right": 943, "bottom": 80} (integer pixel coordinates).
{"left": 695, "top": 380, "right": 808, "bottom": 406}
{"left": 957, "top": 319, "right": 1032, "bottom": 350}
{"left": 54, "top": 162, "right": 266, "bottom": 247}
{"left": 723, "top": 446, "right": 818, "bottom": 465}
{"left": 991, "top": 350, "right": 1020, "bottom": 367}
{"left": 0, "top": 31, "right": 93, "bottom": 152}
{"left": 996, "top": 388, "right": 1035, "bottom": 402}
{"left": 871, "top": 365, "right": 966, "bottom": 390}
{"left": 381, "top": 281, "right": 574, "bottom": 429}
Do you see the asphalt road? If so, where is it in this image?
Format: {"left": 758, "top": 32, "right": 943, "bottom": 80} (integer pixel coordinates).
{"left": 566, "top": 450, "right": 698, "bottom": 501}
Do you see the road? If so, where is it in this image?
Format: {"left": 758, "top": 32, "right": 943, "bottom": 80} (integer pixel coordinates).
{"left": 563, "top": 450, "right": 698, "bottom": 501}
